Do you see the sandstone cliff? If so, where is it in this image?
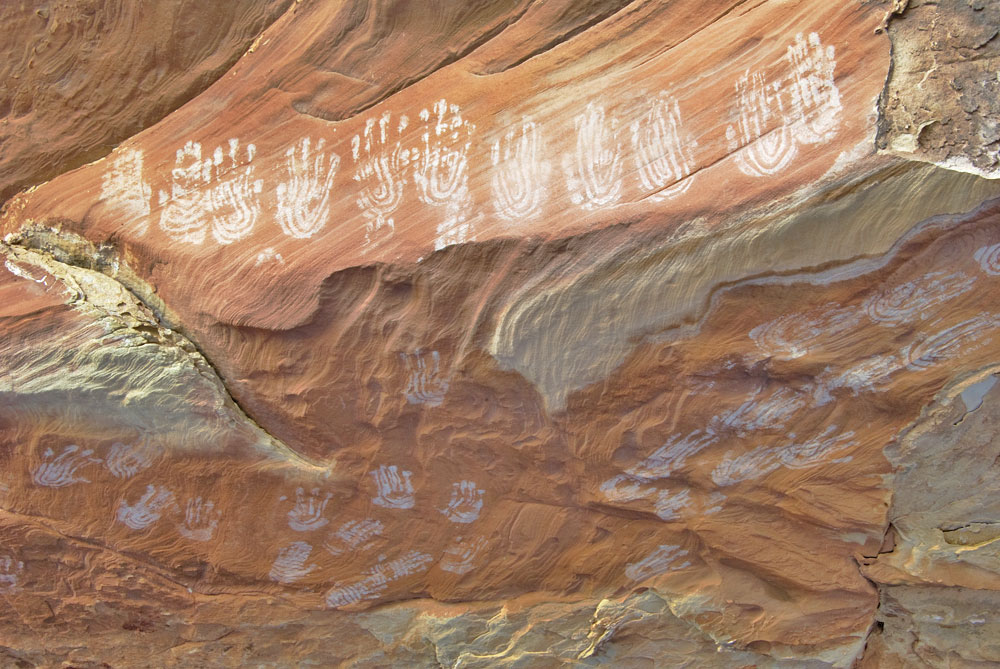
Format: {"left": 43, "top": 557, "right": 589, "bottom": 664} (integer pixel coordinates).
{"left": 0, "top": 1, "right": 999, "bottom": 666}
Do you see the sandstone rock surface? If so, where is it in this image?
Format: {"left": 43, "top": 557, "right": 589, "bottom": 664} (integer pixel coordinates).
{"left": 1, "top": 1, "right": 999, "bottom": 666}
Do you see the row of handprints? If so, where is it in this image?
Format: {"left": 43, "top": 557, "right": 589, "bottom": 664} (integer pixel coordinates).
{"left": 600, "top": 241, "right": 1000, "bottom": 520}
{"left": 19, "top": 438, "right": 687, "bottom": 605}
{"left": 101, "top": 33, "right": 842, "bottom": 251}
{"left": 9, "top": 224, "right": 999, "bottom": 605}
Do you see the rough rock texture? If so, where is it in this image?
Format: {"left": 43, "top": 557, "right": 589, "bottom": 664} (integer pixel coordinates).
{"left": 876, "top": 0, "right": 1000, "bottom": 178}
{"left": 1, "top": 0, "right": 999, "bottom": 666}
{"left": 0, "top": 0, "right": 293, "bottom": 202}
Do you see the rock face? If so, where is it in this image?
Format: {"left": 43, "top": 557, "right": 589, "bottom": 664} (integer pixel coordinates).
{"left": 0, "top": 1, "right": 999, "bottom": 666}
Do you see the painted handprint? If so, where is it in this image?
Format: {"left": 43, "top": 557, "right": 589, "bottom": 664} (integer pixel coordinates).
{"left": 352, "top": 113, "right": 409, "bottom": 244}
{"left": 401, "top": 349, "right": 449, "bottom": 406}
{"left": 785, "top": 32, "right": 842, "bottom": 145}
{"left": 0, "top": 554, "right": 24, "bottom": 592}
{"left": 439, "top": 536, "right": 488, "bottom": 575}
{"left": 324, "top": 550, "right": 432, "bottom": 609}
{"left": 105, "top": 441, "right": 156, "bottom": 479}
{"left": 653, "top": 489, "right": 691, "bottom": 521}
{"left": 158, "top": 141, "right": 212, "bottom": 243}
{"left": 32, "top": 445, "right": 101, "bottom": 488}
{"left": 371, "top": 465, "right": 415, "bottom": 510}
{"left": 491, "top": 118, "right": 549, "bottom": 221}
{"left": 101, "top": 148, "right": 152, "bottom": 234}
{"left": 116, "top": 485, "right": 175, "bottom": 530}
{"left": 624, "top": 545, "right": 690, "bottom": 582}
{"left": 276, "top": 137, "right": 340, "bottom": 239}
{"left": 413, "top": 99, "right": 475, "bottom": 249}
{"left": 631, "top": 93, "right": 695, "bottom": 200}
{"left": 726, "top": 70, "right": 796, "bottom": 177}
{"left": 324, "top": 518, "right": 383, "bottom": 556}
{"left": 208, "top": 138, "right": 262, "bottom": 244}
{"left": 285, "top": 487, "right": 333, "bottom": 532}
{"left": 269, "top": 541, "right": 316, "bottom": 584}
{"left": 563, "top": 103, "right": 623, "bottom": 209}
{"left": 439, "top": 480, "right": 484, "bottom": 524}
{"left": 177, "top": 497, "right": 221, "bottom": 542}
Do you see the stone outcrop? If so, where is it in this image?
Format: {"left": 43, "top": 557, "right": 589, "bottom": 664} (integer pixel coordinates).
{"left": 1, "top": 1, "right": 999, "bottom": 666}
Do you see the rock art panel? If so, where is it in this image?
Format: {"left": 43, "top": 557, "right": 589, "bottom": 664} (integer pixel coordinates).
{"left": 277, "top": 137, "right": 340, "bottom": 239}
{"left": 563, "top": 103, "right": 623, "bottom": 209}
{"left": 6, "top": 0, "right": 999, "bottom": 666}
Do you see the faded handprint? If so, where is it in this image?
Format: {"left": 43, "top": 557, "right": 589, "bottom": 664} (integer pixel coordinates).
{"left": 726, "top": 70, "right": 796, "bottom": 177}
{"left": 324, "top": 518, "right": 383, "bottom": 556}
{"left": 413, "top": 99, "right": 475, "bottom": 249}
{"left": 159, "top": 141, "right": 212, "bottom": 243}
{"left": 631, "top": 93, "right": 695, "bottom": 200}
{"left": 32, "top": 445, "right": 101, "bottom": 488}
{"left": 401, "top": 349, "right": 449, "bottom": 406}
{"left": 116, "top": 485, "right": 175, "bottom": 530}
{"left": 269, "top": 541, "right": 316, "bottom": 584}
{"left": 177, "top": 497, "right": 221, "bottom": 542}
{"left": 101, "top": 148, "right": 152, "bottom": 234}
{"left": 975, "top": 243, "right": 1000, "bottom": 275}
{"left": 626, "top": 430, "right": 717, "bottom": 481}
{"left": 600, "top": 474, "right": 655, "bottom": 503}
{"left": 371, "top": 465, "right": 415, "bottom": 510}
{"left": 439, "top": 536, "right": 488, "bottom": 575}
{"left": 208, "top": 138, "right": 262, "bottom": 244}
{"left": 624, "top": 545, "right": 690, "bottom": 582}
{"left": 653, "top": 489, "right": 691, "bottom": 521}
{"left": 785, "top": 32, "right": 842, "bottom": 145}
{"left": 276, "top": 137, "right": 340, "bottom": 239}
{"left": 353, "top": 114, "right": 409, "bottom": 244}
{"left": 439, "top": 480, "right": 484, "bottom": 524}
{"left": 780, "top": 426, "right": 855, "bottom": 469}
{"left": 286, "top": 487, "right": 333, "bottom": 532}
{"left": 0, "top": 554, "right": 24, "bottom": 592}
{"left": 105, "top": 441, "right": 156, "bottom": 479}
{"left": 324, "top": 550, "right": 432, "bottom": 609}
{"left": 563, "top": 103, "right": 623, "bottom": 209}
{"left": 325, "top": 578, "right": 387, "bottom": 608}
{"left": 491, "top": 118, "right": 549, "bottom": 221}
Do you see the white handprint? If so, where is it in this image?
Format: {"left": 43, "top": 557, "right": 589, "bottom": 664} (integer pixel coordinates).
{"left": 325, "top": 578, "right": 387, "bottom": 608}
{"left": 32, "top": 445, "right": 101, "bottom": 488}
{"left": 631, "top": 93, "right": 695, "bottom": 200}
{"left": 785, "top": 32, "right": 842, "bottom": 145}
{"left": 0, "top": 554, "right": 24, "bottom": 592}
{"left": 726, "top": 70, "right": 797, "bottom": 177}
{"left": 286, "top": 487, "right": 333, "bottom": 532}
{"left": 116, "top": 485, "right": 175, "bottom": 530}
{"left": 208, "top": 138, "right": 262, "bottom": 244}
{"left": 324, "top": 518, "right": 383, "bottom": 556}
{"left": 413, "top": 99, "right": 475, "bottom": 250}
{"left": 269, "top": 541, "right": 317, "bottom": 584}
{"left": 563, "top": 103, "right": 623, "bottom": 209}
{"left": 276, "top": 137, "right": 340, "bottom": 239}
{"left": 439, "top": 536, "right": 488, "bottom": 575}
{"left": 401, "top": 349, "right": 449, "bottom": 406}
{"left": 371, "top": 465, "right": 415, "bottom": 510}
{"left": 439, "top": 480, "right": 484, "bottom": 523}
{"left": 624, "top": 545, "right": 690, "bottom": 582}
{"left": 101, "top": 148, "right": 152, "bottom": 234}
{"left": 105, "top": 441, "right": 156, "bottom": 479}
{"left": 491, "top": 118, "right": 549, "bottom": 221}
{"left": 653, "top": 489, "right": 691, "bottom": 521}
{"left": 353, "top": 114, "right": 409, "bottom": 244}
{"left": 177, "top": 497, "right": 221, "bottom": 542}
{"left": 158, "top": 141, "right": 212, "bottom": 243}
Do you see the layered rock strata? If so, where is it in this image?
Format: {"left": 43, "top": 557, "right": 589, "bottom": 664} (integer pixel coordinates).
{"left": 1, "top": 0, "right": 999, "bottom": 666}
